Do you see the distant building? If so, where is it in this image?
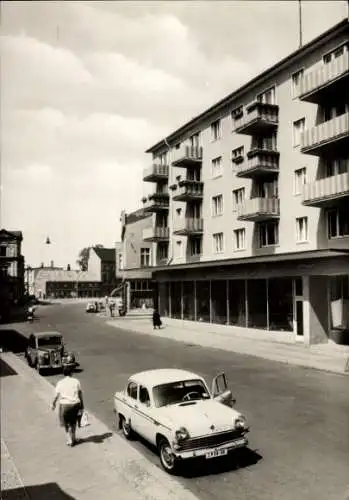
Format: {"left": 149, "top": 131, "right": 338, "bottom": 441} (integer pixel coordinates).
{"left": 120, "top": 209, "right": 155, "bottom": 308}
{"left": 0, "top": 229, "right": 25, "bottom": 307}
{"left": 87, "top": 246, "right": 122, "bottom": 295}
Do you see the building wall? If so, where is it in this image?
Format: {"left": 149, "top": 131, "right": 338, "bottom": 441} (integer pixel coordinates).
{"left": 148, "top": 24, "right": 349, "bottom": 267}
{"left": 88, "top": 249, "right": 102, "bottom": 280}
{"left": 122, "top": 215, "right": 153, "bottom": 270}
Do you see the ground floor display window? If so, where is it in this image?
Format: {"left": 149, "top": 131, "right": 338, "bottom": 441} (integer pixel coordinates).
{"left": 183, "top": 281, "right": 195, "bottom": 320}
{"left": 171, "top": 281, "right": 182, "bottom": 319}
{"left": 159, "top": 282, "right": 170, "bottom": 317}
{"left": 247, "top": 279, "right": 268, "bottom": 329}
{"left": 330, "top": 275, "right": 349, "bottom": 329}
{"left": 211, "top": 280, "right": 227, "bottom": 324}
{"left": 268, "top": 278, "right": 293, "bottom": 331}
{"left": 196, "top": 280, "right": 210, "bottom": 323}
{"left": 228, "top": 280, "right": 246, "bottom": 326}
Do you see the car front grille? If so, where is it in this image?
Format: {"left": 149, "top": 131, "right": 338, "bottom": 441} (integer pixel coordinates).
{"left": 50, "top": 351, "right": 61, "bottom": 366}
{"left": 178, "top": 429, "right": 244, "bottom": 451}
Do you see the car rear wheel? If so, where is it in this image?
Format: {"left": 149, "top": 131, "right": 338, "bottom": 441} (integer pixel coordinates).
{"left": 158, "top": 438, "right": 178, "bottom": 475}
{"left": 120, "top": 416, "right": 134, "bottom": 440}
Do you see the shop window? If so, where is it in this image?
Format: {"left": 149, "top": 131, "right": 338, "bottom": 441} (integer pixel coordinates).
{"left": 183, "top": 281, "right": 195, "bottom": 321}
{"left": 171, "top": 281, "right": 182, "bottom": 319}
{"left": 247, "top": 280, "right": 268, "bottom": 329}
{"left": 228, "top": 280, "right": 246, "bottom": 326}
{"left": 196, "top": 281, "right": 210, "bottom": 323}
{"left": 211, "top": 280, "right": 227, "bottom": 324}
{"left": 268, "top": 278, "right": 293, "bottom": 331}
{"left": 330, "top": 275, "right": 349, "bottom": 329}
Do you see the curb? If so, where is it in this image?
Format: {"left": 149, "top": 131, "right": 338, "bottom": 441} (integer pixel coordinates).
{"left": 1, "top": 352, "right": 199, "bottom": 500}
{"left": 106, "top": 320, "right": 349, "bottom": 376}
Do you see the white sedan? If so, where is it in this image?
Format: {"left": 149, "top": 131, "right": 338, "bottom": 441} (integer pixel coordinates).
{"left": 113, "top": 368, "right": 249, "bottom": 474}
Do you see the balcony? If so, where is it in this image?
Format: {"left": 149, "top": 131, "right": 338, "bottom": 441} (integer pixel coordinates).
{"left": 236, "top": 149, "right": 279, "bottom": 178}
{"left": 300, "top": 113, "right": 349, "bottom": 156}
{"left": 237, "top": 197, "right": 280, "bottom": 222}
{"left": 298, "top": 53, "right": 349, "bottom": 103}
{"left": 235, "top": 102, "right": 279, "bottom": 135}
{"left": 173, "top": 218, "right": 204, "bottom": 236}
{"left": 172, "top": 180, "right": 204, "bottom": 201}
{"left": 172, "top": 146, "right": 203, "bottom": 168}
{"left": 143, "top": 164, "right": 169, "bottom": 182}
{"left": 302, "top": 172, "right": 349, "bottom": 208}
{"left": 142, "top": 194, "right": 169, "bottom": 213}
{"left": 142, "top": 226, "right": 170, "bottom": 242}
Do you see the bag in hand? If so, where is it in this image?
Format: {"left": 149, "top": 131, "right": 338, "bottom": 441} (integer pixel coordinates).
{"left": 78, "top": 410, "right": 90, "bottom": 428}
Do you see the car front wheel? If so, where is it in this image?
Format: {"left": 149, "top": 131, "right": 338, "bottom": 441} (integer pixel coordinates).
{"left": 158, "top": 438, "right": 178, "bottom": 475}
{"left": 120, "top": 416, "right": 134, "bottom": 440}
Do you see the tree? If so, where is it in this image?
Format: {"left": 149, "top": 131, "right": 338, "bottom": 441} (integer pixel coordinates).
{"left": 76, "top": 244, "right": 104, "bottom": 271}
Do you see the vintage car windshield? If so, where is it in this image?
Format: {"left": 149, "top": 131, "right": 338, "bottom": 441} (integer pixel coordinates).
{"left": 153, "top": 379, "right": 210, "bottom": 408}
{"left": 37, "top": 336, "right": 62, "bottom": 347}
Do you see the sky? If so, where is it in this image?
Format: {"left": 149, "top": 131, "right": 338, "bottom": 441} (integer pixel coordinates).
{"left": 1, "top": 1, "right": 347, "bottom": 268}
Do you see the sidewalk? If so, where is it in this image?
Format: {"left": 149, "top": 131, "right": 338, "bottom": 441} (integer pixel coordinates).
{"left": 0, "top": 353, "right": 199, "bottom": 500}
{"left": 106, "top": 316, "right": 349, "bottom": 375}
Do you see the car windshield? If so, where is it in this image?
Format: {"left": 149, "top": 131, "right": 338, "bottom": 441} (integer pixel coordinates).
{"left": 37, "top": 336, "right": 62, "bottom": 347}
{"left": 153, "top": 379, "right": 210, "bottom": 408}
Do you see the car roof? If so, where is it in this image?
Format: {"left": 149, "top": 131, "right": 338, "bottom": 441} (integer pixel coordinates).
{"left": 130, "top": 369, "right": 205, "bottom": 387}
{"left": 33, "top": 331, "right": 62, "bottom": 338}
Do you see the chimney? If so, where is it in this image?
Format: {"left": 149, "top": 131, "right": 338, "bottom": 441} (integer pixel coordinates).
{"left": 50, "top": 260, "right": 54, "bottom": 268}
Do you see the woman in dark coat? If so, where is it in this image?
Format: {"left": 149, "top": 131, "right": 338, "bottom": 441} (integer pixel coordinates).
{"left": 152, "top": 309, "right": 162, "bottom": 329}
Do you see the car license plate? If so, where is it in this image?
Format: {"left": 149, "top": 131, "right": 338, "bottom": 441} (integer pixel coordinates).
{"left": 205, "top": 449, "right": 228, "bottom": 459}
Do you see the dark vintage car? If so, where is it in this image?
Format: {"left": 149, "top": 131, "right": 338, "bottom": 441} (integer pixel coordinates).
{"left": 25, "top": 332, "right": 77, "bottom": 374}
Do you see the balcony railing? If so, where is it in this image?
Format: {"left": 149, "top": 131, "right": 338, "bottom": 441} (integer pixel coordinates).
{"left": 142, "top": 195, "right": 169, "bottom": 212}
{"left": 302, "top": 172, "right": 349, "bottom": 208}
{"left": 172, "top": 146, "right": 203, "bottom": 167}
{"left": 301, "top": 113, "right": 349, "bottom": 155}
{"left": 173, "top": 218, "right": 204, "bottom": 235}
{"left": 237, "top": 197, "right": 280, "bottom": 222}
{"left": 236, "top": 149, "right": 279, "bottom": 178}
{"left": 235, "top": 102, "right": 279, "bottom": 135}
{"left": 142, "top": 226, "right": 170, "bottom": 242}
{"left": 297, "top": 53, "right": 349, "bottom": 103}
{"left": 142, "top": 164, "right": 169, "bottom": 182}
{"left": 172, "top": 181, "right": 204, "bottom": 201}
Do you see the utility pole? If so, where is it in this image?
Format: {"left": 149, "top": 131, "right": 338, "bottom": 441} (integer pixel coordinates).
{"left": 298, "top": 0, "right": 303, "bottom": 48}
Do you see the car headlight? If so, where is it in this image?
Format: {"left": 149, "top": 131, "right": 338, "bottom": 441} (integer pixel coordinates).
{"left": 174, "top": 427, "right": 190, "bottom": 442}
{"left": 39, "top": 352, "right": 49, "bottom": 359}
{"left": 234, "top": 415, "right": 247, "bottom": 430}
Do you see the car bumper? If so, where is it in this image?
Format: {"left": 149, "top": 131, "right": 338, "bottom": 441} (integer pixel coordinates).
{"left": 173, "top": 437, "right": 248, "bottom": 460}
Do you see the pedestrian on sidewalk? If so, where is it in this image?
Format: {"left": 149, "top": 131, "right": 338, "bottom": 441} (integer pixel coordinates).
{"left": 51, "top": 366, "right": 84, "bottom": 447}
{"left": 152, "top": 308, "right": 162, "bottom": 329}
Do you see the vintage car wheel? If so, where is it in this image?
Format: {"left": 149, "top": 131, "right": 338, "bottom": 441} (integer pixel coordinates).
{"left": 120, "top": 416, "right": 134, "bottom": 440}
{"left": 158, "top": 438, "right": 178, "bottom": 475}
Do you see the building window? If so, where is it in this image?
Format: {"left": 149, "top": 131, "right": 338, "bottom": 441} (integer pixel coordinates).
{"left": 189, "top": 238, "right": 202, "bottom": 256}
{"left": 296, "top": 217, "right": 308, "bottom": 242}
{"left": 323, "top": 43, "right": 348, "bottom": 64}
{"left": 257, "top": 179, "right": 278, "bottom": 198}
{"left": 294, "top": 167, "right": 307, "bottom": 195}
{"left": 232, "top": 188, "right": 245, "bottom": 210}
{"left": 212, "top": 156, "right": 223, "bottom": 178}
{"left": 0, "top": 246, "right": 6, "bottom": 257}
{"left": 212, "top": 194, "right": 223, "bottom": 216}
{"left": 232, "top": 146, "right": 244, "bottom": 165}
{"left": 213, "top": 232, "right": 224, "bottom": 253}
{"left": 328, "top": 207, "right": 349, "bottom": 239}
{"left": 259, "top": 222, "right": 279, "bottom": 247}
{"left": 251, "top": 133, "right": 277, "bottom": 151}
{"left": 257, "top": 86, "right": 276, "bottom": 105}
{"left": 325, "top": 158, "right": 349, "bottom": 177}
{"left": 293, "top": 118, "right": 306, "bottom": 147}
{"left": 211, "top": 119, "right": 221, "bottom": 141}
{"left": 234, "top": 228, "right": 246, "bottom": 250}
{"left": 291, "top": 69, "right": 304, "bottom": 97}
{"left": 231, "top": 106, "right": 243, "bottom": 127}
{"left": 140, "top": 248, "right": 151, "bottom": 267}
{"left": 190, "top": 133, "right": 201, "bottom": 148}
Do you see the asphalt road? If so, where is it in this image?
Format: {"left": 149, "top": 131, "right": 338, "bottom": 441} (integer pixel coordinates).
{"left": 9, "top": 303, "right": 349, "bottom": 500}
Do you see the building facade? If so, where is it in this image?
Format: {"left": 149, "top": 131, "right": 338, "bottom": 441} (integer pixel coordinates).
{"left": 0, "top": 229, "right": 25, "bottom": 308}
{"left": 87, "top": 246, "right": 122, "bottom": 296}
{"left": 142, "top": 20, "right": 349, "bottom": 345}
{"left": 120, "top": 209, "right": 155, "bottom": 308}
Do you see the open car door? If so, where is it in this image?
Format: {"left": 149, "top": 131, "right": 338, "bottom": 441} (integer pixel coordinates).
{"left": 211, "top": 372, "right": 236, "bottom": 408}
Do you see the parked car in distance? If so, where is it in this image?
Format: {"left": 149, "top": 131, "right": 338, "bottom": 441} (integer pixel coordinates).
{"left": 25, "top": 332, "right": 77, "bottom": 374}
{"left": 114, "top": 369, "right": 249, "bottom": 474}
{"left": 86, "top": 302, "right": 97, "bottom": 313}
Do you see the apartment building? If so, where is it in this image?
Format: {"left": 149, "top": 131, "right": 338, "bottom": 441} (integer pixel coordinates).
{"left": 142, "top": 19, "right": 349, "bottom": 345}
{"left": 0, "top": 229, "right": 25, "bottom": 307}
